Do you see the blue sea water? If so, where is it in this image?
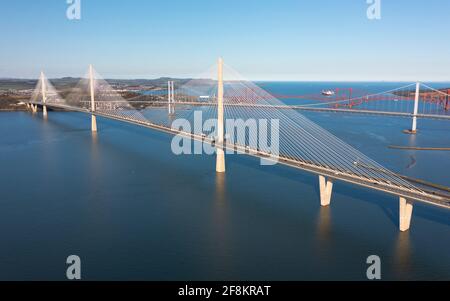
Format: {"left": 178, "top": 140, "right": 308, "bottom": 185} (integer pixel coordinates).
{"left": 0, "top": 82, "right": 449, "bottom": 280}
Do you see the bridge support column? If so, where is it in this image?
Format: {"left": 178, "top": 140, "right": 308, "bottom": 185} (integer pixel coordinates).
{"left": 410, "top": 82, "right": 420, "bottom": 134}
{"left": 399, "top": 197, "right": 413, "bottom": 232}
{"left": 446, "top": 89, "right": 450, "bottom": 111}
{"left": 216, "top": 58, "right": 226, "bottom": 173}
{"left": 168, "top": 81, "right": 175, "bottom": 115}
{"left": 32, "top": 104, "right": 37, "bottom": 113}
{"left": 91, "top": 115, "right": 98, "bottom": 132}
{"left": 319, "top": 175, "right": 333, "bottom": 206}
{"left": 41, "top": 72, "right": 47, "bottom": 118}
{"left": 89, "top": 65, "right": 97, "bottom": 132}
{"left": 216, "top": 148, "right": 225, "bottom": 173}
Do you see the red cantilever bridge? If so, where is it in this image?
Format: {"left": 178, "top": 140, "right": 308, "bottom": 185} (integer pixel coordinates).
{"left": 26, "top": 61, "right": 450, "bottom": 233}
{"left": 273, "top": 87, "right": 450, "bottom": 111}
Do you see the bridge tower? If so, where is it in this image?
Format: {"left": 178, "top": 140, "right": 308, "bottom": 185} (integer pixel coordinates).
{"left": 168, "top": 81, "right": 175, "bottom": 115}
{"left": 410, "top": 82, "right": 420, "bottom": 134}
{"left": 89, "top": 64, "right": 97, "bottom": 132}
{"left": 446, "top": 89, "right": 450, "bottom": 111}
{"left": 41, "top": 72, "right": 48, "bottom": 118}
{"left": 216, "top": 58, "right": 226, "bottom": 173}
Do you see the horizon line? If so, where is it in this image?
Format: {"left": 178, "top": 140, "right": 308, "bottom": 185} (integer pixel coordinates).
{"left": 1, "top": 76, "right": 449, "bottom": 84}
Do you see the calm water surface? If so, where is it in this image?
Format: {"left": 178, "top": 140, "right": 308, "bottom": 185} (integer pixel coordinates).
{"left": 0, "top": 82, "right": 449, "bottom": 280}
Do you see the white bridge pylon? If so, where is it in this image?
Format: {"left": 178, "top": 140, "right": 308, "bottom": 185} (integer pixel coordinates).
{"left": 27, "top": 60, "right": 450, "bottom": 232}
{"left": 29, "top": 71, "right": 66, "bottom": 114}
{"left": 89, "top": 64, "right": 97, "bottom": 132}
{"left": 216, "top": 57, "right": 226, "bottom": 173}
{"left": 167, "top": 80, "right": 175, "bottom": 115}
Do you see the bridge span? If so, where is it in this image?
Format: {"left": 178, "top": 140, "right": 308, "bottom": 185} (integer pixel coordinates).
{"left": 103, "top": 100, "right": 450, "bottom": 120}
{"left": 26, "top": 61, "right": 450, "bottom": 233}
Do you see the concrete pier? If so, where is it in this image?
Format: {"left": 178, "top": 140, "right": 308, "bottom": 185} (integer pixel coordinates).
{"left": 319, "top": 175, "right": 333, "bottom": 207}
{"left": 399, "top": 197, "right": 413, "bottom": 231}
{"left": 91, "top": 115, "right": 98, "bottom": 132}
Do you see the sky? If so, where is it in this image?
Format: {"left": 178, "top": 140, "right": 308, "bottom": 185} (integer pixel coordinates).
{"left": 0, "top": 0, "right": 449, "bottom": 81}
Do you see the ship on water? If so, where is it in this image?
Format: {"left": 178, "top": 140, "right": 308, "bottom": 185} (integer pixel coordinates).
{"left": 322, "top": 89, "right": 336, "bottom": 96}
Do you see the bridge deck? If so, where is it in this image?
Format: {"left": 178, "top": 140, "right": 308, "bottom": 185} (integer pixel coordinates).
{"left": 75, "top": 100, "right": 450, "bottom": 120}
{"left": 30, "top": 101, "right": 450, "bottom": 209}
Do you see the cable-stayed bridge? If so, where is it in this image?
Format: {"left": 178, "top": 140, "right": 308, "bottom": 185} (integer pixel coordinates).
{"left": 26, "top": 60, "right": 450, "bottom": 232}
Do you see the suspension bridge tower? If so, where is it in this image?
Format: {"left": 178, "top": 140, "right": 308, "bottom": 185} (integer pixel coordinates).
{"left": 89, "top": 64, "right": 97, "bottom": 132}
{"left": 403, "top": 82, "right": 420, "bottom": 134}
{"left": 168, "top": 81, "right": 175, "bottom": 115}
{"left": 41, "top": 72, "right": 48, "bottom": 118}
{"left": 410, "top": 82, "right": 420, "bottom": 134}
{"left": 216, "top": 58, "right": 226, "bottom": 173}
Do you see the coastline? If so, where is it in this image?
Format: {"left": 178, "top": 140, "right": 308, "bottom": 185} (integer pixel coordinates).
{"left": 0, "top": 109, "right": 27, "bottom": 112}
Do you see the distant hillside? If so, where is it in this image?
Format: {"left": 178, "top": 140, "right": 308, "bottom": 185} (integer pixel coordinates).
{"left": 0, "top": 77, "right": 212, "bottom": 91}
{"left": 0, "top": 79, "right": 37, "bottom": 90}
{"left": 0, "top": 76, "right": 215, "bottom": 111}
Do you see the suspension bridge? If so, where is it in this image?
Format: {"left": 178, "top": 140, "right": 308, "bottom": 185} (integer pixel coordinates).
{"left": 26, "top": 59, "right": 450, "bottom": 232}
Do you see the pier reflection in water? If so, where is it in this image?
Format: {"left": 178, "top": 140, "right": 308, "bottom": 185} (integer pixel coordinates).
{"left": 393, "top": 232, "right": 412, "bottom": 280}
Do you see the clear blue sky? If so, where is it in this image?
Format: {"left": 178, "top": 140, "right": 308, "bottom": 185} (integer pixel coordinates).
{"left": 1, "top": 0, "right": 449, "bottom": 81}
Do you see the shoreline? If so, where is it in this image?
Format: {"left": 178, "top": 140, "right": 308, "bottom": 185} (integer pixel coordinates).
{"left": 0, "top": 109, "right": 27, "bottom": 112}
